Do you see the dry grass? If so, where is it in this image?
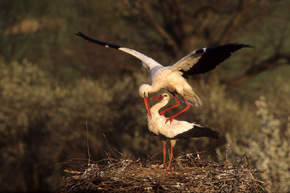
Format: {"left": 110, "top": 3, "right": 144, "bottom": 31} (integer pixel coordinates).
{"left": 60, "top": 153, "right": 268, "bottom": 193}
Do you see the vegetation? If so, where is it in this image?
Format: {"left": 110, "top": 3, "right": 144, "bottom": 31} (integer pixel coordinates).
{"left": 224, "top": 80, "right": 290, "bottom": 192}
{"left": 0, "top": 0, "right": 289, "bottom": 192}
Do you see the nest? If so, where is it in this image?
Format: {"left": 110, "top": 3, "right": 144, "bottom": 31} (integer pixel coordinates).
{"left": 60, "top": 153, "right": 269, "bottom": 193}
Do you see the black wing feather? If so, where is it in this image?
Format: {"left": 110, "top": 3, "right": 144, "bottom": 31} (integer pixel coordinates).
{"left": 182, "top": 43, "right": 253, "bottom": 77}
{"left": 75, "top": 32, "right": 121, "bottom": 49}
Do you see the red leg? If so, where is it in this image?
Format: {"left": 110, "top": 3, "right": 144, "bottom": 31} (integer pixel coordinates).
{"left": 162, "top": 140, "right": 166, "bottom": 167}
{"left": 167, "top": 143, "right": 174, "bottom": 171}
{"left": 159, "top": 95, "right": 180, "bottom": 116}
{"left": 166, "top": 95, "right": 190, "bottom": 124}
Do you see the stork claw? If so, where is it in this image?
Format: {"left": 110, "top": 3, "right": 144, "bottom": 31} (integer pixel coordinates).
{"left": 165, "top": 117, "right": 174, "bottom": 124}
{"left": 164, "top": 95, "right": 190, "bottom": 124}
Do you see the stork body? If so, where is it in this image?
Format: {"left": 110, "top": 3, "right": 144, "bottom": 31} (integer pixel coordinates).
{"left": 76, "top": 32, "right": 253, "bottom": 122}
{"left": 139, "top": 65, "right": 201, "bottom": 119}
{"left": 148, "top": 93, "right": 220, "bottom": 170}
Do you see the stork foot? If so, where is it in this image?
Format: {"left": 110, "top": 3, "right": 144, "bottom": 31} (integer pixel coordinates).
{"left": 165, "top": 117, "right": 174, "bottom": 124}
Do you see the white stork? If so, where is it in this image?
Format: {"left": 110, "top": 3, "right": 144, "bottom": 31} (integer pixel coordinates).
{"left": 148, "top": 93, "right": 220, "bottom": 171}
{"left": 76, "top": 32, "right": 252, "bottom": 123}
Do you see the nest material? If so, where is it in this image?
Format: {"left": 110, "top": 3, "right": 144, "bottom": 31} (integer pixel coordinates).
{"left": 60, "top": 154, "right": 268, "bottom": 193}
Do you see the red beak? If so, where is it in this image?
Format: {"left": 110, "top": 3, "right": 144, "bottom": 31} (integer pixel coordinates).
{"left": 150, "top": 95, "right": 163, "bottom": 101}
{"left": 143, "top": 97, "right": 151, "bottom": 118}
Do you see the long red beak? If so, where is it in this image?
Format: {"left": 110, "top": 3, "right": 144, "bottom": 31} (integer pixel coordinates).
{"left": 150, "top": 95, "right": 163, "bottom": 101}
{"left": 143, "top": 97, "right": 151, "bottom": 118}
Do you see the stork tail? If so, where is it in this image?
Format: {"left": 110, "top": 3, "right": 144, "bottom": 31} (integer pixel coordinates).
{"left": 174, "top": 125, "right": 220, "bottom": 140}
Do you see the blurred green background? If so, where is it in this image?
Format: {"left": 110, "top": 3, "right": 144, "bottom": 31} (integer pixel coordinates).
{"left": 0, "top": 0, "right": 289, "bottom": 192}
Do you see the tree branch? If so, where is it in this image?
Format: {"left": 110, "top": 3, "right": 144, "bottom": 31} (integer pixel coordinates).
{"left": 225, "top": 53, "right": 290, "bottom": 89}
{"left": 140, "top": 1, "right": 180, "bottom": 54}
{"left": 219, "top": 0, "right": 255, "bottom": 44}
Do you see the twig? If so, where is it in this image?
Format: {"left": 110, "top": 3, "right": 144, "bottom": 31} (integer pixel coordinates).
{"left": 103, "top": 133, "right": 122, "bottom": 158}
{"left": 85, "top": 121, "right": 91, "bottom": 165}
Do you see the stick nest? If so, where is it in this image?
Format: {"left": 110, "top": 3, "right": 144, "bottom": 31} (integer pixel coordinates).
{"left": 60, "top": 153, "right": 268, "bottom": 193}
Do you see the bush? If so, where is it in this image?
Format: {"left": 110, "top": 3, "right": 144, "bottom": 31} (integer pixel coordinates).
{"left": 224, "top": 79, "right": 290, "bottom": 192}
{"left": 0, "top": 60, "right": 114, "bottom": 191}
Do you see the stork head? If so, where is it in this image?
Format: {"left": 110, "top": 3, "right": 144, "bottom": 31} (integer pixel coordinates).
{"left": 139, "top": 84, "right": 152, "bottom": 118}
{"left": 150, "top": 93, "right": 169, "bottom": 101}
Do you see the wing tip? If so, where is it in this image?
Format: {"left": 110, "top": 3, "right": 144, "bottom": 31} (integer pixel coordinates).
{"left": 75, "top": 32, "right": 121, "bottom": 49}
{"left": 232, "top": 42, "right": 255, "bottom": 48}
{"left": 75, "top": 31, "right": 85, "bottom": 38}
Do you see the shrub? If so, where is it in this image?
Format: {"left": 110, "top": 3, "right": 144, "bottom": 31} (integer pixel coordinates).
{"left": 224, "top": 79, "right": 290, "bottom": 192}
{"left": 0, "top": 60, "right": 114, "bottom": 191}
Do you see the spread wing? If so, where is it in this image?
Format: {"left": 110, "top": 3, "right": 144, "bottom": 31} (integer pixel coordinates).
{"left": 76, "top": 32, "right": 163, "bottom": 70}
{"left": 169, "top": 48, "right": 205, "bottom": 73}
{"left": 170, "top": 43, "right": 253, "bottom": 77}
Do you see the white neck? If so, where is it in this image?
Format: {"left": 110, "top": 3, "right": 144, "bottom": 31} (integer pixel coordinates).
{"left": 150, "top": 99, "right": 169, "bottom": 117}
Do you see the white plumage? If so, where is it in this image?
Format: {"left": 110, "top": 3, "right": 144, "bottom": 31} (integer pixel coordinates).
{"left": 76, "top": 32, "right": 252, "bottom": 122}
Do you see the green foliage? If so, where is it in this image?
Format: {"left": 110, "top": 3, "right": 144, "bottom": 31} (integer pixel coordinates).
{"left": 0, "top": 0, "right": 129, "bottom": 82}
{"left": 0, "top": 60, "right": 114, "bottom": 191}
{"left": 223, "top": 80, "right": 290, "bottom": 192}
{"left": 196, "top": 78, "right": 258, "bottom": 135}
